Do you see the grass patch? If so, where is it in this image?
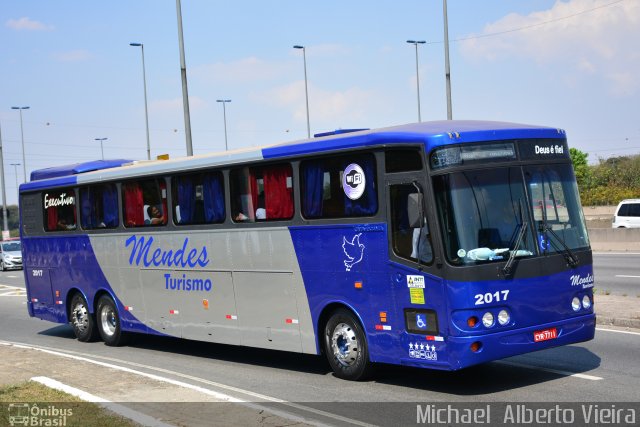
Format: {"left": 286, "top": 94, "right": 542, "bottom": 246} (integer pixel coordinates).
{"left": 1, "top": 381, "right": 139, "bottom": 426}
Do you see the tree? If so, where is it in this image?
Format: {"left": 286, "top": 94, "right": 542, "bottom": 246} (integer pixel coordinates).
{"left": 569, "top": 147, "right": 590, "bottom": 190}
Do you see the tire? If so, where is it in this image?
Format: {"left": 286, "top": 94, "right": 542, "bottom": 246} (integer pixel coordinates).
{"left": 1, "top": 261, "right": 5, "bottom": 271}
{"left": 69, "top": 293, "right": 98, "bottom": 342}
{"left": 323, "top": 308, "right": 372, "bottom": 381}
{"left": 96, "top": 295, "right": 127, "bottom": 346}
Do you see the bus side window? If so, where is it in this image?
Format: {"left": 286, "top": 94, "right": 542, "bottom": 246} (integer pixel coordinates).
{"left": 172, "top": 172, "right": 225, "bottom": 225}
{"left": 80, "top": 184, "right": 118, "bottom": 229}
{"left": 389, "top": 184, "right": 433, "bottom": 264}
{"left": 43, "top": 188, "right": 77, "bottom": 232}
{"left": 301, "top": 153, "right": 377, "bottom": 219}
{"left": 230, "top": 164, "right": 293, "bottom": 223}
{"left": 123, "top": 179, "right": 167, "bottom": 227}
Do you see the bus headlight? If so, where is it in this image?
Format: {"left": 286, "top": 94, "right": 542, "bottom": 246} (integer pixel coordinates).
{"left": 571, "top": 297, "right": 581, "bottom": 311}
{"left": 497, "top": 309, "right": 510, "bottom": 326}
{"left": 582, "top": 295, "right": 591, "bottom": 310}
{"left": 482, "top": 312, "right": 494, "bottom": 328}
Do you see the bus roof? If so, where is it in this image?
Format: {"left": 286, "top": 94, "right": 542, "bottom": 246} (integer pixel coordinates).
{"left": 21, "top": 120, "right": 565, "bottom": 192}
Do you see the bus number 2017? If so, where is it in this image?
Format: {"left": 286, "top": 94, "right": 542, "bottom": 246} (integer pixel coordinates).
{"left": 474, "top": 290, "right": 509, "bottom": 305}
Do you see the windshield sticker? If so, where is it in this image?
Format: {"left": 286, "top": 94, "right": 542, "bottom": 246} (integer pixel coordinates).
{"left": 342, "top": 233, "right": 365, "bottom": 271}
{"left": 409, "top": 288, "right": 425, "bottom": 304}
{"left": 342, "top": 163, "right": 366, "bottom": 200}
{"left": 407, "top": 275, "right": 425, "bottom": 288}
{"left": 538, "top": 233, "right": 550, "bottom": 252}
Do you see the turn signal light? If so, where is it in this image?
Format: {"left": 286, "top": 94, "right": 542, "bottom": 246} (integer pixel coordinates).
{"left": 467, "top": 316, "right": 478, "bottom": 328}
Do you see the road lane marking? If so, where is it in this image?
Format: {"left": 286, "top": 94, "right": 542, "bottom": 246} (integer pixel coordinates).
{"left": 596, "top": 327, "right": 640, "bottom": 336}
{"left": 1, "top": 340, "right": 374, "bottom": 427}
{"left": 0, "top": 284, "right": 26, "bottom": 297}
{"left": 593, "top": 252, "right": 640, "bottom": 255}
{"left": 31, "top": 376, "right": 176, "bottom": 427}
{"left": 614, "top": 275, "right": 640, "bottom": 278}
{"left": 496, "top": 360, "right": 603, "bottom": 381}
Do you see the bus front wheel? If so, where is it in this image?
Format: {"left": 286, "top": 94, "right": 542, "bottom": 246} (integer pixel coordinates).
{"left": 96, "top": 295, "right": 127, "bottom": 346}
{"left": 70, "top": 293, "right": 98, "bottom": 342}
{"left": 324, "top": 308, "right": 372, "bottom": 381}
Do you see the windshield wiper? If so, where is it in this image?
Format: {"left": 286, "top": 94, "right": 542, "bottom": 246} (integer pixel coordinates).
{"left": 539, "top": 221, "right": 579, "bottom": 267}
{"left": 502, "top": 199, "right": 529, "bottom": 276}
{"left": 502, "top": 221, "right": 528, "bottom": 276}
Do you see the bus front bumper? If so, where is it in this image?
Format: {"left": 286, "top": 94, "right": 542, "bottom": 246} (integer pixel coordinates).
{"left": 400, "top": 313, "right": 596, "bottom": 371}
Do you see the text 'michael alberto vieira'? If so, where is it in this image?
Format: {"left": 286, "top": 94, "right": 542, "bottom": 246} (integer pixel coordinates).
{"left": 416, "top": 403, "right": 636, "bottom": 424}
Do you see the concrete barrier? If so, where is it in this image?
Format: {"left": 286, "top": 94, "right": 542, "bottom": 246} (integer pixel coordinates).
{"left": 587, "top": 228, "right": 640, "bottom": 252}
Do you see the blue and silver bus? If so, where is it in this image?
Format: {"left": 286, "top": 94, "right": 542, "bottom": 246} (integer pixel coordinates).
{"left": 20, "top": 120, "right": 595, "bottom": 380}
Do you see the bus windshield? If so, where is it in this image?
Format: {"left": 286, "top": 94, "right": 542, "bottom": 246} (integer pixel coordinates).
{"left": 524, "top": 163, "right": 590, "bottom": 254}
{"left": 434, "top": 164, "right": 589, "bottom": 266}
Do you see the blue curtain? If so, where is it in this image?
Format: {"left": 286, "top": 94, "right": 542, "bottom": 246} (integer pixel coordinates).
{"left": 344, "top": 157, "right": 377, "bottom": 216}
{"left": 303, "top": 161, "right": 323, "bottom": 217}
{"left": 203, "top": 173, "right": 224, "bottom": 223}
{"left": 102, "top": 185, "right": 118, "bottom": 227}
{"left": 81, "top": 187, "right": 95, "bottom": 228}
{"left": 177, "top": 177, "right": 195, "bottom": 224}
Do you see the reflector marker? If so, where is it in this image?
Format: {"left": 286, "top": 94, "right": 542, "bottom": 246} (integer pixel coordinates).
{"left": 375, "top": 325, "right": 392, "bottom": 331}
{"left": 55, "top": 300, "right": 63, "bottom": 305}
{"left": 285, "top": 318, "right": 299, "bottom": 324}
{"left": 31, "top": 298, "right": 39, "bottom": 303}
{"left": 425, "top": 336, "right": 444, "bottom": 342}
{"left": 169, "top": 310, "right": 179, "bottom": 315}
{"left": 225, "top": 314, "right": 237, "bottom": 320}
{"left": 124, "top": 306, "right": 133, "bottom": 311}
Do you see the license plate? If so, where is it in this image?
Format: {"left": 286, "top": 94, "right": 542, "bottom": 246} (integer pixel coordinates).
{"left": 534, "top": 327, "right": 558, "bottom": 342}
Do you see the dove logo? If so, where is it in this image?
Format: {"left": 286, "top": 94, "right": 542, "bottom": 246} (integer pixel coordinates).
{"left": 343, "top": 233, "right": 365, "bottom": 271}
{"left": 342, "top": 163, "right": 366, "bottom": 200}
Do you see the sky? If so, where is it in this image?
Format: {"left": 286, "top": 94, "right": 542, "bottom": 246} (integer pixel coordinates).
{"left": 1, "top": 0, "right": 639, "bottom": 205}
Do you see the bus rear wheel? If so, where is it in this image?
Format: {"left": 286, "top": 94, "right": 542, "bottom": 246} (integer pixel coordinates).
{"left": 96, "top": 295, "right": 127, "bottom": 346}
{"left": 70, "top": 293, "right": 98, "bottom": 342}
{"left": 323, "top": 308, "right": 372, "bottom": 381}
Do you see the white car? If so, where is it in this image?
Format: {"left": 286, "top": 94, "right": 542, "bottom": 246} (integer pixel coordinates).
{"left": 612, "top": 199, "right": 640, "bottom": 228}
{"left": 0, "top": 240, "right": 22, "bottom": 271}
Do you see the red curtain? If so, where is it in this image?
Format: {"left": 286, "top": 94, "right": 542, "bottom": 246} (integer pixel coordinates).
{"left": 264, "top": 165, "right": 293, "bottom": 219}
{"left": 47, "top": 204, "right": 58, "bottom": 231}
{"left": 123, "top": 183, "right": 144, "bottom": 226}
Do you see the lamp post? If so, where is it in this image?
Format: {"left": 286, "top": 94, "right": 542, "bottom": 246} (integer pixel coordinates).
{"left": 216, "top": 100, "right": 231, "bottom": 151}
{"left": 406, "top": 40, "right": 426, "bottom": 122}
{"left": 95, "top": 138, "right": 107, "bottom": 160}
{"left": 293, "top": 45, "right": 310, "bottom": 138}
{"left": 10, "top": 163, "right": 20, "bottom": 202}
{"left": 0, "top": 122, "right": 8, "bottom": 236}
{"left": 443, "top": 0, "right": 453, "bottom": 120}
{"left": 10, "top": 106, "right": 29, "bottom": 182}
{"left": 130, "top": 42, "right": 151, "bottom": 160}
{"left": 176, "top": 0, "right": 193, "bottom": 156}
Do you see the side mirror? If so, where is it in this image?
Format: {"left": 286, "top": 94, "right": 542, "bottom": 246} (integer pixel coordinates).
{"left": 407, "top": 193, "right": 423, "bottom": 228}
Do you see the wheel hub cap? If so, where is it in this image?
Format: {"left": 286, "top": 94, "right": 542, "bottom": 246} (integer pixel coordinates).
{"left": 331, "top": 322, "right": 359, "bottom": 367}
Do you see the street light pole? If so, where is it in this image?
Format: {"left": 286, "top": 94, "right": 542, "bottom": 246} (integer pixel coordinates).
{"left": 0, "top": 122, "right": 8, "bottom": 237}
{"left": 95, "top": 138, "right": 107, "bottom": 160}
{"left": 443, "top": 0, "right": 453, "bottom": 120}
{"left": 176, "top": 0, "right": 194, "bottom": 156}
{"left": 293, "top": 45, "right": 310, "bottom": 138}
{"left": 10, "top": 163, "right": 20, "bottom": 203}
{"left": 130, "top": 42, "right": 152, "bottom": 160}
{"left": 11, "top": 106, "right": 29, "bottom": 182}
{"left": 216, "top": 100, "right": 231, "bottom": 151}
{"left": 406, "top": 40, "right": 426, "bottom": 122}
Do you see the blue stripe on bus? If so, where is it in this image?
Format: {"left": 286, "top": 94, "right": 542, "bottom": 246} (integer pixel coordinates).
{"left": 20, "top": 175, "right": 79, "bottom": 193}
{"left": 22, "top": 235, "right": 156, "bottom": 335}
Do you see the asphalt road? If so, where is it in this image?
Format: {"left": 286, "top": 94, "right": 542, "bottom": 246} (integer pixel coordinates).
{"left": 1, "top": 261, "right": 639, "bottom": 426}
{"left": 593, "top": 252, "right": 640, "bottom": 296}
